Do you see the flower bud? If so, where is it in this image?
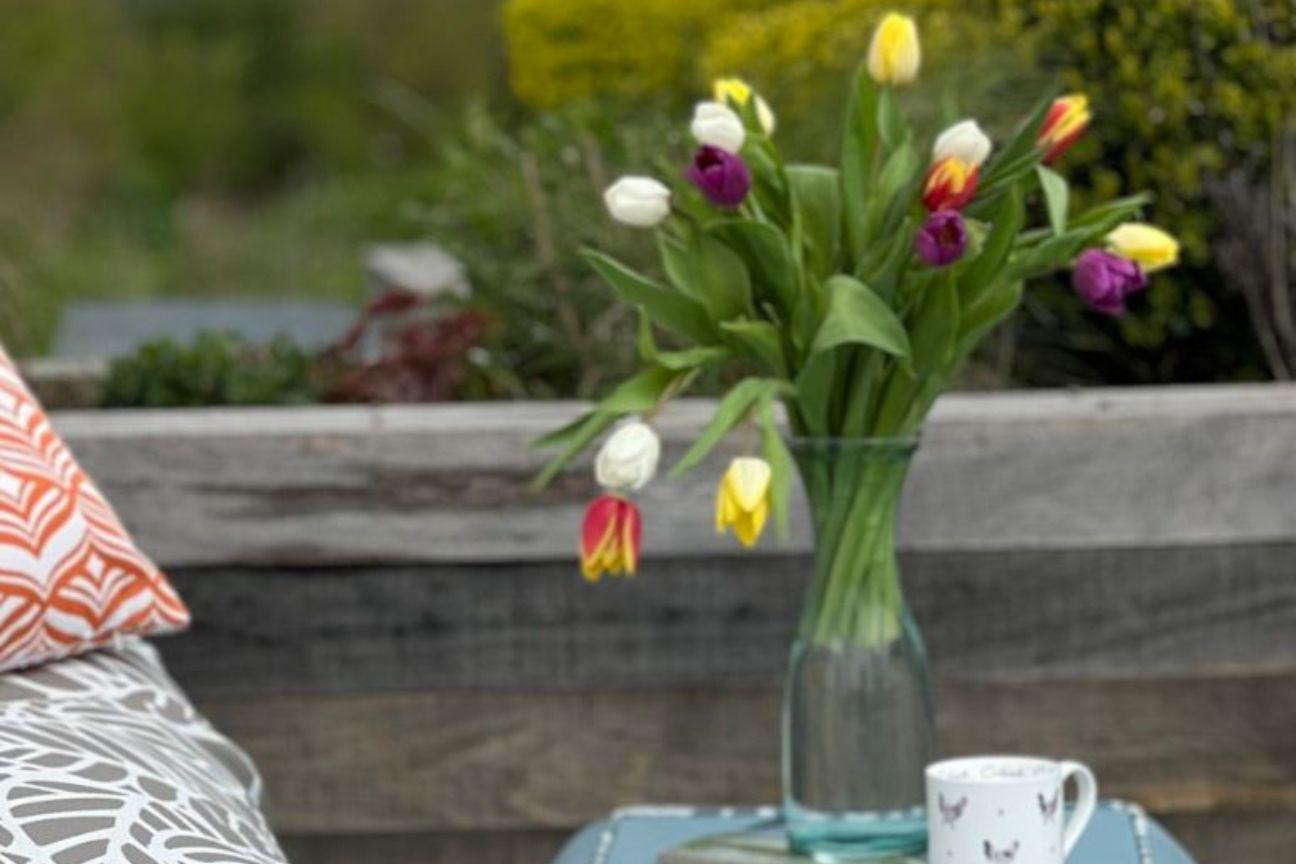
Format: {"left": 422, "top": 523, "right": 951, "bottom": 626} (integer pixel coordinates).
{"left": 581, "top": 494, "right": 642, "bottom": 581}
{"left": 922, "top": 156, "right": 979, "bottom": 212}
{"left": 1105, "top": 222, "right": 1179, "bottom": 273}
{"left": 687, "top": 145, "right": 752, "bottom": 208}
{"left": 932, "top": 119, "right": 992, "bottom": 169}
{"left": 867, "top": 13, "right": 921, "bottom": 86}
{"left": 1072, "top": 248, "right": 1147, "bottom": 316}
{"left": 594, "top": 420, "right": 661, "bottom": 492}
{"left": 1038, "top": 95, "right": 1091, "bottom": 165}
{"left": 690, "top": 101, "right": 746, "bottom": 154}
{"left": 915, "top": 210, "right": 968, "bottom": 267}
{"left": 603, "top": 176, "right": 671, "bottom": 227}
{"left": 712, "top": 77, "right": 776, "bottom": 134}
{"left": 715, "top": 457, "right": 772, "bottom": 548}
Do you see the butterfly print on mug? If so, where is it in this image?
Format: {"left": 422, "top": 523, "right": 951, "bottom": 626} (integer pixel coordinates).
{"left": 938, "top": 793, "right": 968, "bottom": 826}
{"left": 1038, "top": 790, "right": 1060, "bottom": 823}
{"left": 983, "top": 840, "right": 1020, "bottom": 863}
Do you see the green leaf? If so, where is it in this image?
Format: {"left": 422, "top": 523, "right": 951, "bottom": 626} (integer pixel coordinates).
{"left": 841, "top": 60, "right": 881, "bottom": 262}
{"left": 794, "top": 350, "right": 836, "bottom": 436}
{"left": 811, "top": 275, "right": 911, "bottom": 359}
{"left": 530, "top": 411, "right": 618, "bottom": 489}
{"left": 1070, "top": 192, "right": 1152, "bottom": 232}
{"left": 1036, "top": 165, "right": 1069, "bottom": 236}
{"left": 721, "top": 319, "right": 787, "bottom": 376}
{"left": 658, "top": 230, "right": 751, "bottom": 321}
{"left": 670, "top": 377, "right": 783, "bottom": 477}
{"left": 531, "top": 365, "right": 696, "bottom": 489}
{"left": 910, "top": 274, "right": 960, "bottom": 376}
{"left": 862, "top": 139, "right": 920, "bottom": 247}
{"left": 979, "top": 84, "right": 1060, "bottom": 193}
{"left": 876, "top": 89, "right": 906, "bottom": 153}
{"left": 658, "top": 346, "right": 730, "bottom": 370}
{"left": 583, "top": 249, "right": 716, "bottom": 345}
{"left": 955, "top": 279, "right": 1023, "bottom": 361}
{"left": 960, "top": 182, "right": 1024, "bottom": 311}
{"left": 707, "top": 220, "right": 798, "bottom": 313}
{"left": 787, "top": 164, "right": 842, "bottom": 278}
{"left": 757, "top": 396, "right": 794, "bottom": 539}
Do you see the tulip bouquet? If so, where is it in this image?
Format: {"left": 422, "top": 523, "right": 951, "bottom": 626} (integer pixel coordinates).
{"left": 534, "top": 12, "right": 1179, "bottom": 589}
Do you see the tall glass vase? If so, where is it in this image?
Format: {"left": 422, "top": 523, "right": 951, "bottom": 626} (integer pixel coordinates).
{"left": 782, "top": 438, "right": 934, "bottom": 860}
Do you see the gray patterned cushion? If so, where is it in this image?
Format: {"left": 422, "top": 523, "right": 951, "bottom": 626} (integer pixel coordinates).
{"left": 0, "top": 636, "right": 286, "bottom": 863}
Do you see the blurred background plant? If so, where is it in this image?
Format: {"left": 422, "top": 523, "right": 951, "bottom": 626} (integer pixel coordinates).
{"left": 0, "top": 0, "right": 1291, "bottom": 404}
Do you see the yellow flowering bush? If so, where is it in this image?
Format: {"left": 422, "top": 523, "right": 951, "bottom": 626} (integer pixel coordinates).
{"left": 502, "top": 0, "right": 773, "bottom": 108}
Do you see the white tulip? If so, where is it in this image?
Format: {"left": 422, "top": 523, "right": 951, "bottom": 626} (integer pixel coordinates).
{"left": 691, "top": 101, "right": 746, "bottom": 154}
{"left": 595, "top": 420, "right": 661, "bottom": 492}
{"left": 932, "top": 119, "right": 993, "bottom": 168}
{"left": 603, "top": 176, "right": 671, "bottom": 227}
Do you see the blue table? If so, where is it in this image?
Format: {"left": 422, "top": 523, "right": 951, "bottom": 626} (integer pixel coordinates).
{"left": 553, "top": 803, "right": 1196, "bottom": 864}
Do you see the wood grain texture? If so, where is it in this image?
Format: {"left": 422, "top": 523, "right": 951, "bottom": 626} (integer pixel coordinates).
{"left": 52, "top": 385, "right": 1296, "bottom": 567}
{"left": 159, "top": 541, "right": 1296, "bottom": 697}
{"left": 1158, "top": 811, "right": 1296, "bottom": 864}
{"left": 278, "top": 830, "right": 567, "bottom": 864}
{"left": 197, "top": 671, "right": 1296, "bottom": 835}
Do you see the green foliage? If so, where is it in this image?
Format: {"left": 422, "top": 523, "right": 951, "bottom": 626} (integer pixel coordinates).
{"left": 1010, "top": 0, "right": 1295, "bottom": 382}
{"left": 416, "top": 105, "right": 704, "bottom": 399}
{"left": 102, "top": 332, "right": 318, "bottom": 408}
{"left": 0, "top": 0, "right": 503, "bottom": 355}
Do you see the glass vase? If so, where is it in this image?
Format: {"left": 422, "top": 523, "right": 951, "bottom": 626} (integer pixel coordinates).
{"left": 782, "top": 438, "right": 935, "bottom": 860}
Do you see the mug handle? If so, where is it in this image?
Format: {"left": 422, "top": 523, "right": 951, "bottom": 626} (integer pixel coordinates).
{"left": 1059, "top": 760, "right": 1099, "bottom": 857}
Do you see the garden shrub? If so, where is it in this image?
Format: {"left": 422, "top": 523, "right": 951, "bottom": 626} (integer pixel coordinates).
{"left": 1012, "top": 0, "right": 1295, "bottom": 381}
{"left": 501, "top": 0, "right": 776, "bottom": 109}
{"left": 103, "top": 332, "right": 318, "bottom": 408}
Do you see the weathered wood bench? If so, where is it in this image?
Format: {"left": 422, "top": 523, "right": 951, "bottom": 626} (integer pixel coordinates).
{"left": 54, "top": 386, "right": 1296, "bottom": 864}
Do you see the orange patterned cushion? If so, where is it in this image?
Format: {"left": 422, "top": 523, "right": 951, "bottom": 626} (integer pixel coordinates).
{"left": 0, "top": 350, "right": 188, "bottom": 672}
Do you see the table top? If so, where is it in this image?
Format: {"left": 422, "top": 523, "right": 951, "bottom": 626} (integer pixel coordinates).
{"left": 552, "top": 802, "right": 1196, "bottom": 864}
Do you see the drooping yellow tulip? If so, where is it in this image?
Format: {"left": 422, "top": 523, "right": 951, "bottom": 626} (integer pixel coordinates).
{"left": 867, "top": 13, "right": 921, "bottom": 86}
{"left": 712, "top": 77, "right": 776, "bottom": 134}
{"left": 715, "top": 457, "right": 772, "bottom": 548}
{"left": 1105, "top": 223, "right": 1180, "bottom": 273}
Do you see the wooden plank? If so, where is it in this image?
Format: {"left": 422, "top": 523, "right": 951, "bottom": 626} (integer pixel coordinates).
{"left": 273, "top": 816, "right": 1287, "bottom": 864}
{"left": 52, "top": 385, "right": 1296, "bottom": 568}
{"left": 1158, "top": 811, "right": 1295, "bottom": 864}
{"left": 196, "top": 671, "right": 1296, "bottom": 835}
{"left": 278, "top": 829, "right": 567, "bottom": 864}
{"left": 159, "top": 541, "right": 1296, "bottom": 696}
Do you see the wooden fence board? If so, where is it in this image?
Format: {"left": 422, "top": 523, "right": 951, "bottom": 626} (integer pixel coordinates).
{"left": 53, "top": 385, "right": 1296, "bottom": 567}
{"left": 198, "top": 671, "right": 1296, "bottom": 835}
{"left": 160, "top": 540, "right": 1296, "bottom": 697}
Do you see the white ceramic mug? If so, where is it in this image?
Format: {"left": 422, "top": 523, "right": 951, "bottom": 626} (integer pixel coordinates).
{"left": 926, "top": 755, "right": 1097, "bottom": 864}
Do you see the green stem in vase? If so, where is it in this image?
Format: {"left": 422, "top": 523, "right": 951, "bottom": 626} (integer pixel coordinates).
{"left": 792, "top": 438, "right": 914, "bottom": 649}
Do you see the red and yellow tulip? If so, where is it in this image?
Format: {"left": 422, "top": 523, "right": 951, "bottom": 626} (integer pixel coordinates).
{"left": 1037, "top": 95, "right": 1090, "bottom": 165}
{"left": 580, "top": 494, "right": 643, "bottom": 581}
{"left": 922, "top": 156, "right": 979, "bottom": 212}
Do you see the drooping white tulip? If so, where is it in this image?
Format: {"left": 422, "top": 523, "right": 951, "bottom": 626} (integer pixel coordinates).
{"left": 603, "top": 176, "right": 671, "bottom": 228}
{"left": 595, "top": 420, "right": 661, "bottom": 492}
{"left": 690, "top": 101, "right": 747, "bottom": 154}
{"left": 932, "top": 119, "right": 992, "bottom": 168}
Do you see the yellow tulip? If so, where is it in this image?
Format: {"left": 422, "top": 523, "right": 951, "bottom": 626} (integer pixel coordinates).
{"left": 715, "top": 457, "right": 772, "bottom": 548}
{"left": 867, "top": 13, "right": 921, "bottom": 86}
{"left": 712, "top": 77, "right": 776, "bottom": 134}
{"left": 1106, "top": 222, "right": 1180, "bottom": 272}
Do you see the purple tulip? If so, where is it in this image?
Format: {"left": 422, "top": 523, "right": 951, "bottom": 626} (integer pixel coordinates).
{"left": 1071, "top": 248, "right": 1148, "bottom": 316}
{"left": 686, "top": 145, "right": 751, "bottom": 208}
{"left": 915, "top": 210, "right": 968, "bottom": 267}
